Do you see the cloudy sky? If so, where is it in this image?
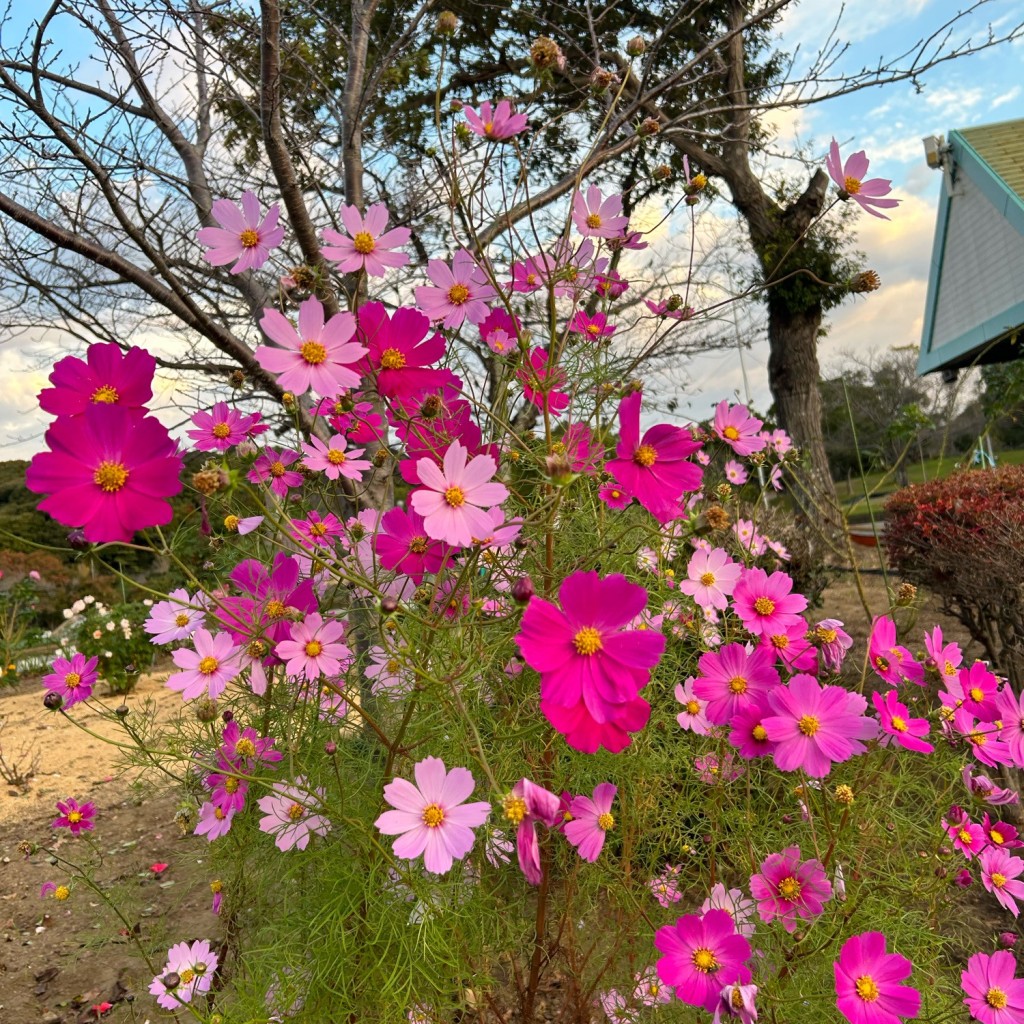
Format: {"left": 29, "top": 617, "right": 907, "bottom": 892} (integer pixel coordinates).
{"left": 1, "top": 0, "right": 1023, "bottom": 458}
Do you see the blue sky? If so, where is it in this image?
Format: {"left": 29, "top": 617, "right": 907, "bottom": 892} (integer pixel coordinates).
{"left": 1, "top": 1, "right": 1023, "bottom": 455}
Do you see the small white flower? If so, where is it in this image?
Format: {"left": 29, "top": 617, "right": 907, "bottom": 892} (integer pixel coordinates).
{"left": 143, "top": 599, "right": 153, "bottom": 607}
{"left": 119, "top": 618, "right": 130, "bottom": 628}
{"left": 83, "top": 595, "right": 95, "bottom": 604}
{"left": 106, "top": 621, "right": 116, "bottom": 632}
{"left": 104, "top": 650, "right": 113, "bottom": 658}
{"left": 71, "top": 600, "right": 85, "bottom": 614}
{"left": 63, "top": 609, "right": 73, "bottom": 620}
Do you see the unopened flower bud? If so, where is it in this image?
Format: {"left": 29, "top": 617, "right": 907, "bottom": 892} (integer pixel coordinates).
{"left": 325, "top": 741, "right": 338, "bottom": 756}
{"left": 162, "top": 972, "right": 181, "bottom": 990}
{"left": 511, "top": 577, "right": 536, "bottom": 604}
{"left": 435, "top": 9, "right": 459, "bottom": 35}
{"left": 235, "top": 440, "right": 257, "bottom": 459}
{"left": 1000, "top": 932, "right": 1018, "bottom": 948}
{"left": 115, "top": 704, "right": 130, "bottom": 718}
{"left": 420, "top": 393, "right": 443, "bottom": 418}
{"left": 625, "top": 35, "right": 646, "bottom": 56}
{"left": 449, "top": 98, "right": 464, "bottom": 113}
{"left": 666, "top": 294, "right": 684, "bottom": 311}
{"left": 954, "top": 868, "right": 972, "bottom": 888}
{"left": 67, "top": 528, "right": 89, "bottom": 550}
{"left": 281, "top": 391, "right": 296, "bottom": 409}
{"left": 380, "top": 596, "right": 399, "bottom": 615}
{"left": 849, "top": 269, "right": 881, "bottom": 293}
{"left": 196, "top": 699, "right": 218, "bottom": 723}
{"left": 546, "top": 452, "right": 573, "bottom": 483}
{"left": 372, "top": 448, "right": 389, "bottom": 468}
{"left": 222, "top": 710, "right": 234, "bottom": 723}
{"left": 43, "top": 691, "right": 63, "bottom": 711}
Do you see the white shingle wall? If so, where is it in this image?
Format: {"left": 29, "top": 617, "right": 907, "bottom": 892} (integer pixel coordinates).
{"left": 931, "top": 175, "right": 1024, "bottom": 351}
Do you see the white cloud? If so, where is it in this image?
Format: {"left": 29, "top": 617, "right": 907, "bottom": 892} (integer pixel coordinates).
{"left": 991, "top": 86, "right": 1022, "bottom": 110}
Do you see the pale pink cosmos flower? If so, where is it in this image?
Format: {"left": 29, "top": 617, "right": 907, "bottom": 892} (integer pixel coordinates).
{"left": 321, "top": 202, "right": 411, "bottom": 276}
{"left": 410, "top": 441, "right": 509, "bottom": 547}
{"left": 258, "top": 777, "right": 331, "bottom": 851}
{"left": 674, "top": 677, "right": 712, "bottom": 735}
{"left": 195, "top": 800, "right": 236, "bottom": 841}
{"left": 813, "top": 619, "right": 854, "bottom": 672}
{"left": 248, "top": 447, "right": 304, "bottom": 498}
{"left": 275, "top": 614, "right": 350, "bottom": 681}
{"left": 564, "top": 782, "right": 617, "bottom": 862}
{"left": 197, "top": 191, "right": 284, "bottom": 274}
{"left": 144, "top": 588, "right": 205, "bottom": 645}
{"left": 712, "top": 984, "right": 758, "bottom": 1024}
{"left": 301, "top": 434, "right": 371, "bottom": 482}
{"left": 724, "top": 460, "right": 749, "bottom": 485}
{"left": 166, "top": 629, "right": 243, "bottom": 700}
{"left": 825, "top": 139, "right": 900, "bottom": 220}
{"left": 415, "top": 249, "right": 497, "bottom": 329}
{"left": 714, "top": 401, "right": 767, "bottom": 456}
{"left": 256, "top": 296, "right": 366, "bottom": 396}
{"left": 464, "top": 99, "right": 528, "bottom": 140}
{"left": 649, "top": 864, "right": 684, "bottom": 907}
{"left": 149, "top": 938, "right": 219, "bottom": 1010}
{"left": 702, "top": 883, "right": 757, "bottom": 939}
{"left": 632, "top": 966, "right": 673, "bottom": 1007}
{"left": 680, "top": 547, "right": 742, "bottom": 611}
{"left": 375, "top": 756, "right": 491, "bottom": 874}
{"left": 572, "top": 185, "right": 629, "bottom": 238}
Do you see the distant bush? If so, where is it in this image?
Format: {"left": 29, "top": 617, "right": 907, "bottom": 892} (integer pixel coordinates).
{"left": 886, "top": 465, "right": 1024, "bottom": 683}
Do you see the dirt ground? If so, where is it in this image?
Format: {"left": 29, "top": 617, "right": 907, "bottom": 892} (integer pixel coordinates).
{"left": 0, "top": 562, "right": 993, "bottom": 1023}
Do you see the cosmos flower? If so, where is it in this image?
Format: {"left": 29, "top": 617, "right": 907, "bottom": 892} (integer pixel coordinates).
{"left": 52, "top": 797, "right": 95, "bottom": 835}
{"left": 149, "top": 938, "right": 219, "bottom": 1010}
{"left": 166, "top": 629, "right": 243, "bottom": 700}
{"left": 572, "top": 184, "right": 629, "bottom": 238}
{"left": 564, "top": 783, "right": 617, "bottom": 862}
{"left": 144, "top": 588, "right": 205, "bottom": 645}
{"left": 42, "top": 653, "right": 98, "bottom": 710}
{"left": 825, "top": 139, "right": 900, "bottom": 220}
{"left": 415, "top": 249, "right": 496, "bottom": 329}
{"left": 321, "top": 202, "right": 411, "bottom": 276}
{"left": 197, "top": 191, "right": 284, "bottom": 273}
{"left": 834, "top": 932, "right": 920, "bottom": 1024}
{"left": 37, "top": 343, "right": 155, "bottom": 418}
{"left": 750, "top": 846, "right": 832, "bottom": 933}
{"left": 961, "top": 950, "right": 1024, "bottom": 1024}
{"left": 257, "top": 777, "right": 331, "bottom": 851}
{"left": 464, "top": 99, "right": 528, "bottom": 140}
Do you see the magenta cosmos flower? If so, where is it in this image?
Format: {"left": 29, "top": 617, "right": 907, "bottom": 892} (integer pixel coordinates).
{"left": 732, "top": 568, "right": 808, "bottom": 639}
{"left": 149, "top": 938, "right": 219, "bottom": 1010}
{"left": 834, "top": 932, "right": 921, "bottom": 1024}
{"left": 713, "top": 401, "right": 767, "bottom": 457}
{"left": 655, "top": 908, "right": 752, "bottom": 1011}
{"left": 42, "top": 652, "right": 98, "bottom": 709}
{"left": 502, "top": 778, "right": 564, "bottom": 885}
{"left": 679, "top": 547, "right": 742, "bottom": 611}
{"left": 26, "top": 405, "right": 182, "bottom": 543}
{"left": 750, "top": 846, "right": 832, "bottom": 932}
{"left": 516, "top": 571, "right": 665, "bottom": 747}
{"left": 996, "top": 687, "right": 1024, "bottom": 768}
{"left": 410, "top": 441, "right": 508, "bottom": 547}
{"left": 53, "top": 797, "right": 95, "bottom": 835}
{"left": 517, "top": 346, "right": 570, "bottom": 416}
{"left": 464, "top": 99, "right": 528, "bottom": 140}
{"left": 321, "top": 202, "right": 411, "bottom": 277}
{"left": 572, "top": 184, "right": 629, "bottom": 238}
{"left": 187, "top": 402, "right": 263, "bottom": 452}
{"left": 256, "top": 296, "right": 366, "bottom": 396}
{"left": 198, "top": 191, "right": 284, "bottom": 273}
{"left": 693, "top": 643, "right": 780, "bottom": 726}
{"left": 868, "top": 616, "right": 924, "bottom": 687}
{"left": 815, "top": 618, "right": 854, "bottom": 672}
{"left": 300, "top": 434, "right": 371, "bottom": 482}
{"left": 248, "top": 447, "right": 304, "bottom": 498}
{"left": 872, "top": 690, "right": 933, "bottom": 754}
{"left": 962, "top": 950, "right": 1024, "bottom": 1024}
{"left": 38, "top": 342, "right": 155, "bottom": 417}
{"left": 564, "top": 783, "right": 616, "bottom": 862}
{"left": 166, "top": 629, "right": 243, "bottom": 700}
{"left": 257, "top": 777, "right": 331, "bottom": 851}
{"left": 275, "top": 614, "right": 350, "bottom": 681}
{"left": 414, "top": 249, "right": 497, "bottom": 329}
{"left": 764, "top": 674, "right": 877, "bottom": 778}
{"left": 980, "top": 847, "right": 1024, "bottom": 917}
{"left": 605, "top": 391, "right": 703, "bottom": 523}
{"left": 826, "top": 139, "right": 900, "bottom": 220}
{"left": 374, "top": 506, "right": 450, "bottom": 583}
{"left": 375, "top": 757, "right": 491, "bottom": 874}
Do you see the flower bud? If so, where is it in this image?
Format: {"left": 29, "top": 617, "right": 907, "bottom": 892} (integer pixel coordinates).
{"left": 954, "top": 868, "right": 972, "bottom": 888}
{"left": 196, "top": 699, "right": 218, "bottom": 723}
{"left": 434, "top": 9, "right": 459, "bottom": 35}
{"left": 43, "top": 691, "right": 63, "bottom": 711}
{"left": 115, "top": 704, "right": 130, "bottom": 718}
{"left": 511, "top": 577, "right": 536, "bottom": 604}
{"left": 380, "top": 595, "right": 399, "bottom": 615}
{"left": 325, "top": 741, "right": 338, "bottom": 756}
{"left": 1000, "top": 932, "right": 1018, "bottom": 949}
{"left": 625, "top": 35, "right": 646, "bottom": 56}
{"left": 222, "top": 709, "right": 234, "bottom": 723}
{"left": 67, "top": 528, "right": 89, "bottom": 550}
{"left": 162, "top": 972, "right": 181, "bottom": 990}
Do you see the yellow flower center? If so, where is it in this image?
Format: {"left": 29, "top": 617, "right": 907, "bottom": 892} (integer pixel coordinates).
{"left": 753, "top": 596, "right": 776, "bottom": 616}
{"left": 573, "top": 627, "right": 602, "bottom": 656}
{"left": 326, "top": 448, "right": 347, "bottom": 465}
{"left": 65, "top": 672, "right": 81, "bottom": 687}
{"left": 309, "top": 522, "right": 329, "bottom": 537}
{"left": 380, "top": 347, "right": 406, "bottom": 370}
{"left": 503, "top": 794, "right": 527, "bottom": 824}
{"left": 634, "top": 444, "right": 658, "bottom": 467}
{"left": 855, "top": 976, "right": 879, "bottom": 1002}
{"left": 422, "top": 803, "right": 445, "bottom": 828}
{"left": 585, "top": 212, "right": 602, "bottom": 229}
{"left": 91, "top": 384, "right": 119, "bottom": 404}
{"left": 959, "top": 828, "right": 973, "bottom": 845}
{"left": 224, "top": 777, "right": 239, "bottom": 793}
{"left": 266, "top": 599, "right": 287, "bottom": 618}
{"left": 778, "top": 876, "right": 802, "bottom": 900}
{"left": 214, "top": 807, "right": 225, "bottom": 820}
{"left": 586, "top": 324, "right": 601, "bottom": 335}
{"left": 723, "top": 425, "right": 740, "bottom": 440}
{"left": 752, "top": 724, "right": 768, "bottom": 741}
{"left": 305, "top": 640, "right": 323, "bottom": 657}
{"left": 695, "top": 571, "right": 716, "bottom": 589}
{"left": 798, "top": 715, "right": 820, "bottom": 737}
{"left": 691, "top": 948, "right": 718, "bottom": 973}
{"left": 444, "top": 485, "right": 466, "bottom": 508}
{"left": 447, "top": 283, "right": 470, "bottom": 305}
{"left": 731, "top": 989, "right": 744, "bottom": 1009}
{"left": 212, "top": 422, "right": 231, "bottom": 439}
{"left": 245, "top": 640, "right": 266, "bottom": 660}
{"left": 816, "top": 627, "right": 838, "bottom": 644}
{"left": 224, "top": 514, "right": 240, "bottom": 531}
{"left": 239, "top": 228, "right": 260, "bottom": 247}
{"left": 891, "top": 715, "right": 908, "bottom": 732}
{"left": 728, "top": 676, "right": 748, "bottom": 694}
{"left": 843, "top": 175, "right": 862, "bottom": 195}
{"left": 875, "top": 655, "right": 890, "bottom": 672}
{"left": 692, "top": 173, "right": 708, "bottom": 189}
{"left": 54, "top": 885, "right": 70, "bottom": 901}
{"left": 198, "top": 656, "right": 219, "bottom": 675}
{"left": 269, "top": 460, "right": 286, "bottom": 477}
{"left": 93, "top": 460, "right": 129, "bottom": 493}
{"left": 970, "top": 687, "right": 985, "bottom": 703}
{"left": 287, "top": 803, "right": 305, "bottom": 821}
{"left": 352, "top": 230, "right": 376, "bottom": 254}
{"left": 409, "top": 535, "right": 429, "bottom": 553}
{"left": 175, "top": 612, "right": 190, "bottom": 627}
{"left": 992, "top": 830, "right": 1006, "bottom": 845}
{"left": 597, "top": 812, "right": 615, "bottom": 831}
{"left": 992, "top": 872, "right": 1007, "bottom": 889}
{"left": 210, "top": 880, "right": 222, "bottom": 894}
{"left": 68, "top": 811, "right": 83, "bottom": 823}
{"left": 178, "top": 968, "right": 195, "bottom": 986}
{"left": 685, "top": 700, "right": 701, "bottom": 715}
{"left": 236, "top": 738, "right": 257, "bottom": 757}
{"left": 301, "top": 340, "right": 328, "bottom": 365}
{"left": 988, "top": 988, "right": 1009, "bottom": 1009}
{"left": 944, "top": 660, "right": 957, "bottom": 676}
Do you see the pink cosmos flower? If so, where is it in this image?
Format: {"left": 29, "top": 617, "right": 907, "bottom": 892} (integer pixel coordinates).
{"left": 728, "top": 699, "right": 777, "bottom": 760}
{"left": 632, "top": 965, "right": 674, "bottom": 1007}
{"left": 924, "top": 624, "right": 962, "bottom": 686}
{"left": 510, "top": 253, "right": 555, "bottom": 293}
{"left": 674, "top": 677, "right": 712, "bottom": 735}
{"left": 410, "top": 441, "right": 508, "bottom": 547}
{"left": 814, "top": 619, "right": 854, "bottom": 672}
{"left": 962, "top": 950, "right": 1024, "bottom": 1024}
{"left": 868, "top": 616, "right": 924, "bottom": 687}
{"left": 478, "top": 307, "right": 521, "bottom": 355}
{"left": 166, "top": 629, "right": 243, "bottom": 700}
{"left": 564, "top": 783, "right": 617, "bottom": 862}
{"left": 724, "top": 459, "right": 749, "bottom": 485}
{"left": 301, "top": 433, "right": 371, "bottom": 482}
{"left": 764, "top": 674, "right": 877, "bottom": 777}
{"left": 964, "top": 764, "right": 1020, "bottom": 807}
{"left": 826, "top": 139, "right": 900, "bottom": 220}
{"left": 256, "top": 297, "right": 366, "bottom": 396}
{"left": 517, "top": 346, "right": 570, "bottom": 416}
{"left": 516, "top": 571, "right": 665, "bottom": 752}
{"left": 645, "top": 297, "right": 695, "bottom": 320}
{"left": 997, "top": 687, "right": 1024, "bottom": 768}
{"left": 549, "top": 238, "right": 607, "bottom": 298}
{"left": 713, "top": 402, "right": 766, "bottom": 456}
{"left": 144, "top": 588, "right": 205, "bottom": 644}
{"left": 570, "top": 310, "right": 615, "bottom": 341}
{"left": 42, "top": 653, "right": 97, "bottom": 709}
{"left": 375, "top": 757, "right": 491, "bottom": 874}
{"left": 195, "top": 800, "right": 236, "bottom": 841}
{"left": 750, "top": 846, "right": 832, "bottom": 932}
{"left": 980, "top": 847, "right": 1024, "bottom": 917}
{"left": 655, "top": 909, "right": 752, "bottom": 1011}
{"left": 373, "top": 506, "right": 449, "bottom": 583}
{"left": 248, "top": 447, "right": 304, "bottom": 498}
{"left": 415, "top": 249, "right": 497, "bottom": 328}
{"left": 26, "top": 405, "right": 183, "bottom": 543}
{"left": 599, "top": 482, "right": 633, "bottom": 509}
{"left": 257, "top": 777, "right": 331, "bottom": 851}
{"left": 701, "top": 884, "right": 757, "bottom": 939}
{"left": 680, "top": 547, "right": 742, "bottom": 610}
{"left": 289, "top": 511, "right": 345, "bottom": 551}
{"left": 693, "top": 643, "right": 780, "bottom": 726}
{"left": 503, "top": 778, "right": 562, "bottom": 885}
{"left": 52, "top": 797, "right": 95, "bottom": 835}
{"left": 149, "top": 938, "right": 219, "bottom": 1010}
{"left": 572, "top": 185, "right": 629, "bottom": 238}
{"left": 953, "top": 709, "right": 1014, "bottom": 770}
{"left": 187, "top": 402, "right": 263, "bottom": 451}
{"left": 596, "top": 268, "right": 631, "bottom": 295}
{"left": 321, "top": 203, "right": 411, "bottom": 277}
{"left": 713, "top": 984, "right": 758, "bottom": 1024}
{"left": 605, "top": 391, "right": 703, "bottom": 523}
{"left": 834, "top": 931, "right": 921, "bottom": 1024}
{"left": 762, "top": 620, "right": 815, "bottom": 673}
{"left": 872, "top": 690, "right": 934, "bottom": 754}
{"left": 945, "top": 811, "right": 988, "bottom": 860}
{"left": 38, "top": 342, "right": 155, "bottom": 418}
{"left": 464, "top": 99, "right": 528, "bottom": 140}
{"left": 275, "top": 614, "right": 350, "bottom": 681}
{"left": 650, "top": 864, "right": 684, "bottom": 907}
{"left": 731, "top": 568, "right": 808, "bottom": 639}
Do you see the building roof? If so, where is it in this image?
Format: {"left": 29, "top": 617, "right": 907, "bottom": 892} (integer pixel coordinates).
{"left": 918, "top": 117, "right": 1024, "bottom": 376}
